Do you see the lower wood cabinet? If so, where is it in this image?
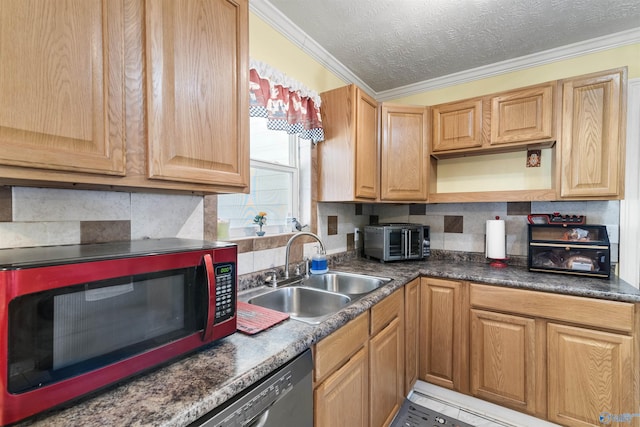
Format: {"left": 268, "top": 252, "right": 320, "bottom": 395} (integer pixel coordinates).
{"left": 404, "top": 279, "right": 420, "bottom": 394}
{"left": 469, "top": 282, "right": 638, "bottom": 427}
{"left": 315, "top": 345, "right": 369, "bottom": 427}
{"left": 314, "top": 289, "right": 405, "bottom": 427}
{"left": 547, "top": 323, "right": 635, "bottom": 427}
{"left": 370, "top": 289, "right": 405, "bottom": 427}
{"left": 419, "top": 278, "right": 468, "bottom": 392}
{"left": 470, "top": 309, "right": 541, "bottom": 416}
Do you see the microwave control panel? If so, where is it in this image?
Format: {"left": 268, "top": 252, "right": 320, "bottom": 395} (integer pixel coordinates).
{"left": 214, "top": 263, "right": 236, "bottom": 323}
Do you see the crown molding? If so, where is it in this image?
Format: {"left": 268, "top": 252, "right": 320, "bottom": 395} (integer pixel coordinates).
{"left": 377, "top": 27, "right": 640, "bottom": 101}
{"left": 249, "top": 1, "right": 377, "bottom": 97}
{"left": 250, "top": 1, "right": 640, "bottom": 101}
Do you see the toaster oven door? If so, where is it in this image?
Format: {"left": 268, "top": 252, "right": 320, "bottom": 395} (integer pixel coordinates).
{"left": 385, "top": 227, "right": 424, "bottom": 260}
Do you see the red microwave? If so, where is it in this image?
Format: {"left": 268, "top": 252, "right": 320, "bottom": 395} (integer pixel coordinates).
{"left": 0, "top": 238, "right": 237, "bottom": 425}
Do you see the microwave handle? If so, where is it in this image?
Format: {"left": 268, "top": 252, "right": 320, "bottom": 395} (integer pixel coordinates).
{"left": 202, "top": 253, "right": 216, "bottom": 342}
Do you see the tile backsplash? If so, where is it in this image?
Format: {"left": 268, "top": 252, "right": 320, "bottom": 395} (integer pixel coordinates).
{"left": 0, "top": 187, "right": 203, "bottom": 248}
{"left": 0, "top": 187, "right": 620, "bottom": 273}
{"left": 372, "top": 200, "right": 620, "bottom": 262}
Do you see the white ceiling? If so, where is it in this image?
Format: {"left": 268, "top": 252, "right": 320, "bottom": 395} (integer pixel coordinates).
{"left": 252, "top": 0, "right": 640, "bottom": 99}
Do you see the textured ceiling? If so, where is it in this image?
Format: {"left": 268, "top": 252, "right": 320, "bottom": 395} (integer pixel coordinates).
{"left": 266, "top": 0, "right": 640, "bottom": 92}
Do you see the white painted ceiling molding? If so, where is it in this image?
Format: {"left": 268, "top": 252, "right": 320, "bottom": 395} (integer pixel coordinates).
{"left": 619, "top": 78, "right": 640, "bottom": 288}
{"left": 251, "top": 0, "right": 640, "bottom": 101}
{"left": 378, "top": 27, "right": 640, "bottom": 101}
{"left": 249, "top": 1, "right": 376, "bottom": 96}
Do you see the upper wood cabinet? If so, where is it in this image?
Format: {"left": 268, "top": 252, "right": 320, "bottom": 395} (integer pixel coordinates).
{"left": 0, "top": 0, "right": 126, "bottom": 176}
{"left": 559, "top": 68, "right": 626, "bottom": 199}
{"left": 432, "top": 98, "right": 484, "bottom": 152}
{"left": 431, "top": 83, "right": 556, "bottom": 157}
{"left": 318, "top": 85, "right": 379, "bottom": 201}
{"left": 490, "top": 83, "right": 555, "bottom": 145}
{"left": 146, "top": 0, "right": 249, "bottom": 188}
{"left": 0, "top": 0, "right": 249, "bottom": 194}
{"left": 380, "top": 104, "right": 429, "bottom": 201}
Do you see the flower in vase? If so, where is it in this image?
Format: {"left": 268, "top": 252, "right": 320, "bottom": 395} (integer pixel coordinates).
{"left": 253, "top": 212, "right": 267, "bottom": 230}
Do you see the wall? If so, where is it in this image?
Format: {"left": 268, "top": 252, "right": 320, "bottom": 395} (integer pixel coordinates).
{"left": 0, "top": 187, "right": 203, "bottom": 248}
{"left": 391, "top": 43, "right": 640, "bottom": 105}
{"left": 373, "top": 201, "right": 620, "bottom": 263}
{"left": 236, "top": 202, "right": 373, "bottom": 275}
{"left": 0, "top": 13, "right": 631, "bottom": 282}
{"left": 249, "top": 13, "right": 345, "bottom": 94}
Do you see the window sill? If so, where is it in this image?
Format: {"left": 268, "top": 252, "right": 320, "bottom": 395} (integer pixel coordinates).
{"left": 224, "top": 232, "right": 320, "bottom": 254}
{"left": 224, "top": 233, "right": 296, "bottom": 253}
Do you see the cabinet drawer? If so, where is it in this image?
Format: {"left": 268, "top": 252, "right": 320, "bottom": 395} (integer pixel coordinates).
{"left": 370, "top": 289, "right": 403, "bottom": 335}
{"left": 470, "top": 283, "right": 634, "bottom": 333}
{"left": 314, "top": 312, "right": 368, "bottom": 383}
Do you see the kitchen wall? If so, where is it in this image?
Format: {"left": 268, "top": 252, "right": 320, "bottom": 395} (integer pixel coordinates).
{"left": 373, "top": 200, "right": 620, "bottom": 263}
{"left": 0, "top": 185, "right": 620, "bottom": 272}
{"left": 392, "top": 43, "right": 640, "bottom": 106}
{"left": 0, "top": 14, "right": 632, "bottom": 281}
{"left": 0, "top": 187, "right": 203, "bottom": 248}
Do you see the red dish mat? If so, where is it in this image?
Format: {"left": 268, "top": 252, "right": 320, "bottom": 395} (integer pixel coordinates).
{"left": 236, "top": 301, "right": 290, "bottom": 335}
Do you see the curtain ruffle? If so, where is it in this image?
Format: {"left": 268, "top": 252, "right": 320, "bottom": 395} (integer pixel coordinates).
{"left": 249, "top": 60, "right": 324, "bottom": 143}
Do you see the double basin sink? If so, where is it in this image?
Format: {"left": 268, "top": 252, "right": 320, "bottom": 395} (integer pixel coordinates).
{"left": 246, "top": 271, "right": 392, "bottom": 324}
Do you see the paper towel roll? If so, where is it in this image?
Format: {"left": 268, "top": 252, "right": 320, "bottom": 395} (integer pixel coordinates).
{"left": 486, "top": 219, "right": 506, "bottom": 259}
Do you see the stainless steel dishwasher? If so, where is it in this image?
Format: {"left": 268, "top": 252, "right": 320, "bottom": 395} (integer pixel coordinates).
{"left": 192, "top": 349, "right": 313, "bottom": 427}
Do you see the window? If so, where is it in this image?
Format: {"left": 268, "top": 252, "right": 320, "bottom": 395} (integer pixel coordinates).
{"left": 217, "top": 117, "right": 310, "bottom": 238}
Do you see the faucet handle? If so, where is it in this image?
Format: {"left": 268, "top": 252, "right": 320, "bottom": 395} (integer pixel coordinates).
{"left": 265, "top": 270, "right": 278, "bottom": 288}
{"left": 303, "top": 256, "right": 310, "bottom": 278}
{"left": 294, "top": 260, "right": 305, "bottom": 277}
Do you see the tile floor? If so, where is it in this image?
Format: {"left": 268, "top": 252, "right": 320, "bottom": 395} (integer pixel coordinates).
{"left": 408, "top": 381, "right": 560, "bottom": 427}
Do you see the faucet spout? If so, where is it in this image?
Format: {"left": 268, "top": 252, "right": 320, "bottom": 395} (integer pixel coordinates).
{"left": 284, "top": 232, "right": 325, "bottom": 279}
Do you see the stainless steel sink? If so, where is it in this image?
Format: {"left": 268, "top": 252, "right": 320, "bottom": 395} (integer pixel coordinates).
{"left": 299, "top": 271, "right": 392, "bottom": 296}
{"left": 245, "top": 271, "right": 393, "bottom": 325}
{"left": 247, "top": 287, "right": 351, "bottom": 324}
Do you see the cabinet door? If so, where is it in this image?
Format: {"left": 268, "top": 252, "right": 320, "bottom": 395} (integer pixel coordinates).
{"left": 146, "top": 0, "right": 249, "bottom": 188}
{"left": 419, "top": 278, "right": 468, "bottom": 391}
{"left": 470, "top": 309, "right": 538, "bottom": 415}
{"left": 0, "top": 0, "right": 126, "bottom": 176}
{"left": 490, "top": 83, "right": 554, "bottom": 145}
{"left": 318, "top": 85, "right": 378, "bottom": 201}
{"left": 404, "top": 279, "right": 420, "bottom": 394}
{"left": 432, "top": 99, "right": 483, "bottom": 152}
{"left": 370, "top": 317, "right": 404, "bottom": 427}
{"left": 560, "top": 68, "right": 626, "bottom": 198}
{"left": 354, "top": 88, "right": 379, "bottom": 199}
{"left": 547, "top": 323, "right": 634, "bottom": 427}
{"left": 315, "top": 345, "right": 369, "bottom": 427}
{"left": 380, "top": 104, "right": 429, "bottom": 201}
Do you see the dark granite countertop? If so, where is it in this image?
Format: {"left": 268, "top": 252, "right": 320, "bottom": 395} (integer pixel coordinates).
{"left": 18, "top": 257, "right": 640, "bottom": 426}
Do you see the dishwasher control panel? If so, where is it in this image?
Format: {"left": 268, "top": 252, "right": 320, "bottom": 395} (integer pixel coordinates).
{"left": 194, "top": 349, "right": 312, "bottom": 427}
{"left": 218, "top": 372, "right": 293, "bottom": 427}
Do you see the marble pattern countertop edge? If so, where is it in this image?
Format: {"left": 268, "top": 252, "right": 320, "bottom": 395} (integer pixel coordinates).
{"left": 18, "top": 257, "right": 640, "bottom": 427}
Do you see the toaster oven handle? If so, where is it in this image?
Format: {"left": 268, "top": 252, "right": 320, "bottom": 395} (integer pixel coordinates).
{"left": 404, "top": 229, "right": 409, "bottom": 259}
{"left": 202, "top": 253, "right": 216, "bottom": 342}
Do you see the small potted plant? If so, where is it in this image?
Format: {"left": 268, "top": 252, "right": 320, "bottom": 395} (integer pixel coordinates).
{"left": 253, "top": 212, "right": 267, "bottom": 236}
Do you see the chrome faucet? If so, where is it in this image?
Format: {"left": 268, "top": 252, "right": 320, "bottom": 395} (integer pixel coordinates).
{"left": 284, "top": 232, "right": 325, "bottom": 279}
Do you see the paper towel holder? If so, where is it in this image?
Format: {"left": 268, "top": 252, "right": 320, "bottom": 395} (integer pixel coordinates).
{"left": 487, "top": 216, "right": 508, "bottom": 268}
